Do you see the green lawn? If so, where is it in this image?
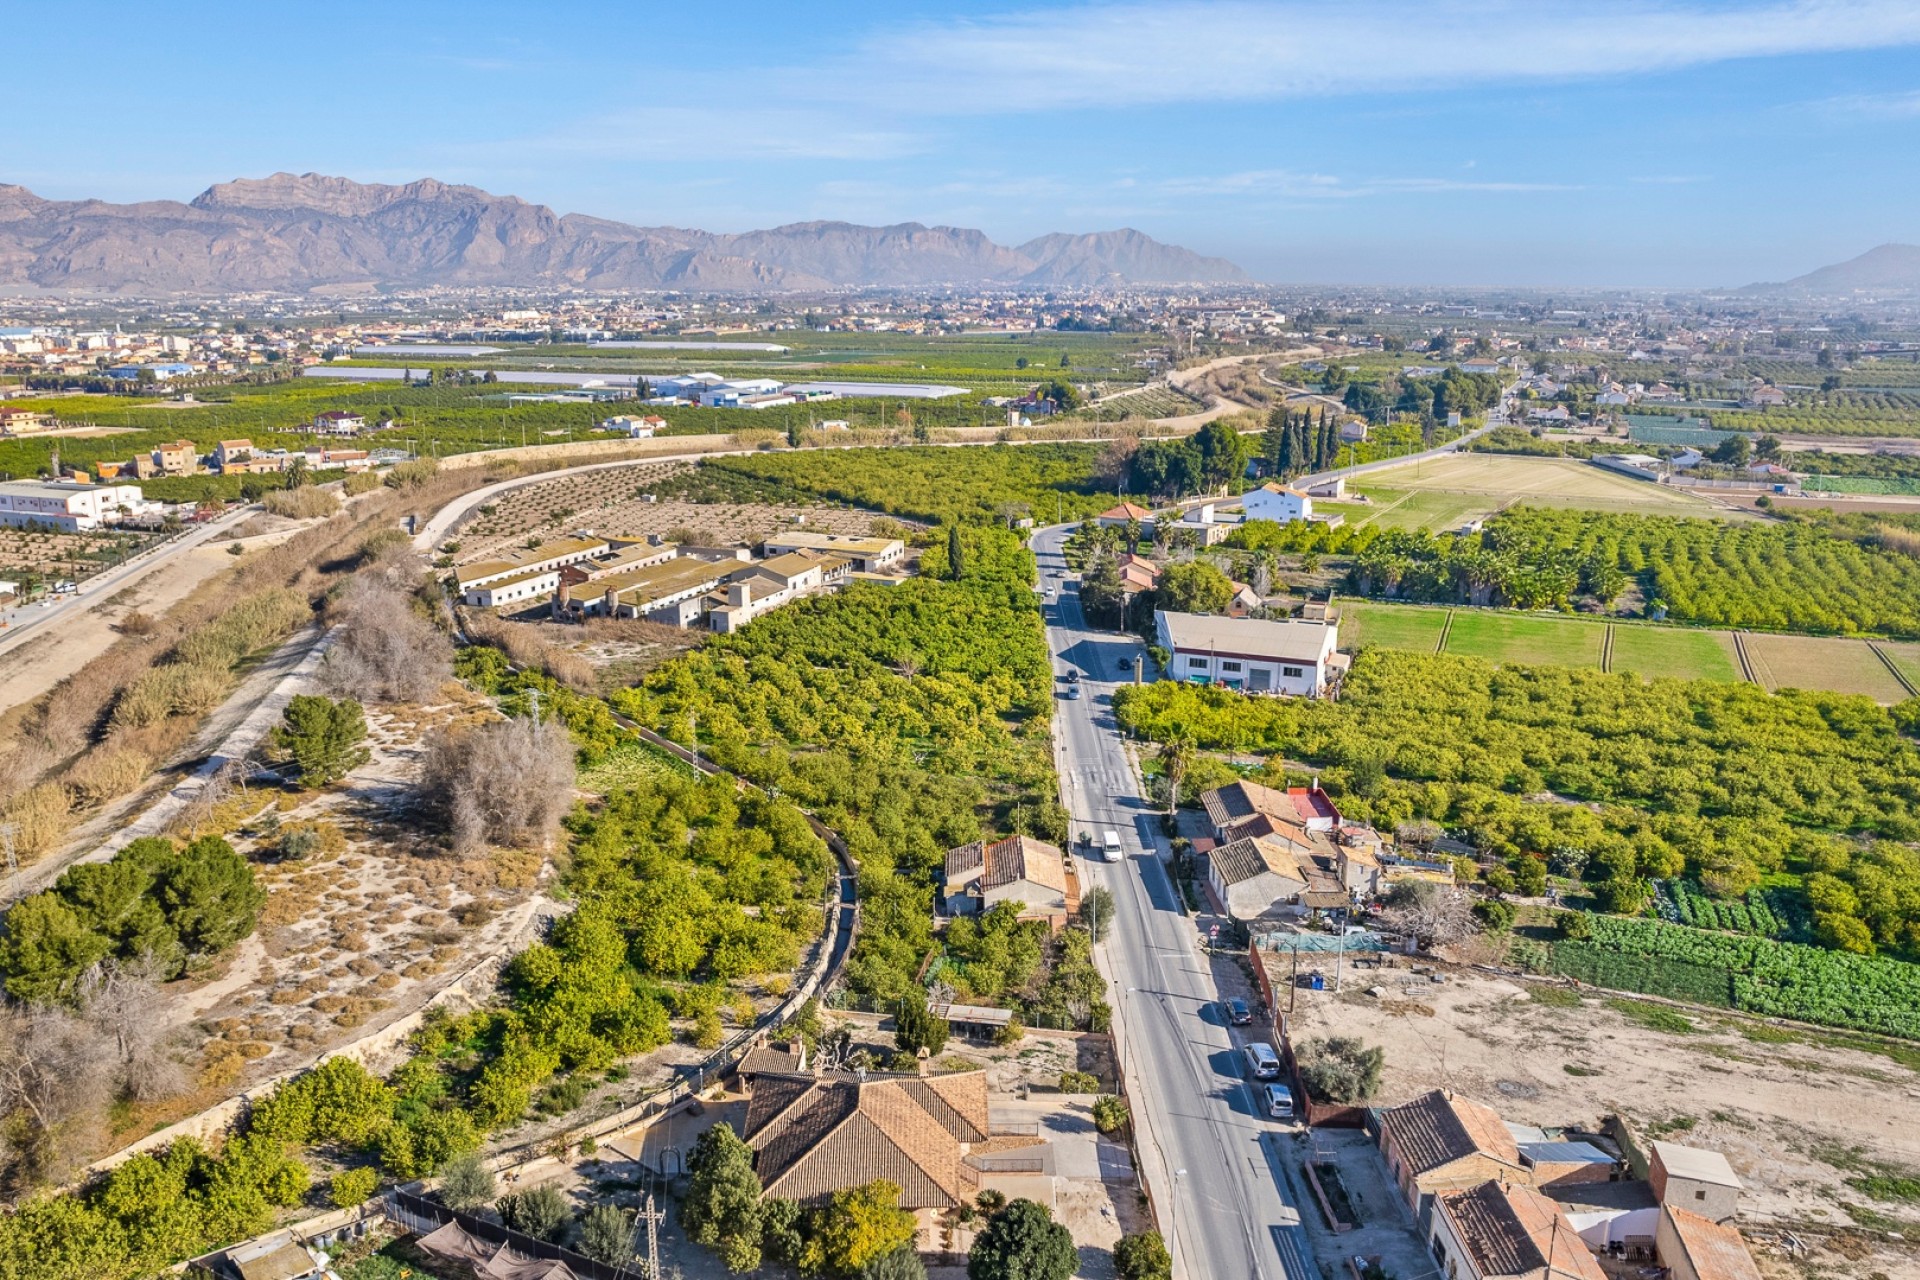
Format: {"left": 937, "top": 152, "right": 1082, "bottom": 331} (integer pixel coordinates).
{"left": 1608, "top": 626, "right": 1743, "bottom": 683}
{"left": 1342, "top": 601, "right": 1450, "bottom": 653}
{"left": 1441, "top": 612, "right": 1606, "bottom": 668}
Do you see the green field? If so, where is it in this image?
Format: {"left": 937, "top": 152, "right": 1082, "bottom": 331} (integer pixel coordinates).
{"left": 1348, "top": 488, "right": 1501, "bottom": 531}
{"left": 1352, "top": 453, "right": 1734, "bottom": 530}
{"left": 1441, "top": 611, "right": 1607, "bottom": 668}
{"left": 1342, "top": 601, "right": 1450, "bottom": 652}
{"left": 1608, "top": 625, "right": 1742, "bottom": 683}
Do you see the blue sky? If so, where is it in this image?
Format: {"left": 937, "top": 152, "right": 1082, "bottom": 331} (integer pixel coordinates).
{"left": 11, "top": 1, "right": 1920, "bottom": 286}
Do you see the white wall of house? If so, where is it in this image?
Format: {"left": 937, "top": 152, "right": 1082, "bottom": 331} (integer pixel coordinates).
{"left": 1241, "top": 486, "right": 1311, "bottom": 523}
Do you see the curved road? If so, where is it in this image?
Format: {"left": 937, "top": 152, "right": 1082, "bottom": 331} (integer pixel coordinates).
{"left": 1034, "top": 524, "right": 1316, "bottom": 1280}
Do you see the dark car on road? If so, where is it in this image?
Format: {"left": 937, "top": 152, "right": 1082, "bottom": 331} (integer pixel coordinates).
{"left": 1225, "top": 997, "right": 1253, "bottom": 1026}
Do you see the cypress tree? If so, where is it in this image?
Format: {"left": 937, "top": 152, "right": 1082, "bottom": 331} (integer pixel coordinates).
{"left": 947, "top": 524, "right": 965, "bottom": 580}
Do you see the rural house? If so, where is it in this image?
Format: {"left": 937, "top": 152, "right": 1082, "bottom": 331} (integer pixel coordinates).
{"left": 1205, "top": 833, "right": 1309, "bottom": 922}
{"left": 1379, "top": 1089, "right": 1530, "bottom": 1225}
{"left": 742, "top": 1070, "right": 991, "bottom": 1217}
{"left": 1201, "top": 779, "right": 1342, "bottom": 844}
{"left": 1240, "top": 482, "right": 1312, "bottom": 524}
{"left": 1428, "top": 1180, "right": 1607, "bottom": 1280}
{"left": 1653, "top": 1204, "right": 1762, "bottom": 1280}
{"left": 943, "top": 835, "right": 1071, "bottom": 927}
{"left": 1155, "top": 610, "right": 1344, "bottom": 696}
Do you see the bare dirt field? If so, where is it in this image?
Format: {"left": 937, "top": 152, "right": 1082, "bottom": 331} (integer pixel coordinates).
{"left": 1283, "top": 962, "right": 1920, "bottom": 1272}
{"left": 451, "top": 460, "right": 901, "bottom": 564}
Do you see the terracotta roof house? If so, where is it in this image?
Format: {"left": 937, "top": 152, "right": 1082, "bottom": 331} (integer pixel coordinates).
{"left": 1095, "top": 501, "right": 1155, "bottom": 528}
{"left": 1654, "top": 1205, "right": 1762, "bottom": 1280}
{"left": 1430, "top": 1180, "right": 1607, "bottom": 1280}
{"left": 1206, "top": 833, "right": 1309, "bottom": 922}
{"left": 1379, "top": 1089, "right": 1529, "bottom": 1224}
{"left": 943, "top": 835, "right": 1071, "bottom": 925}
{"left": 743, "top": 1071, "right": 990, "bottom": 1209}
{"left": 1200, "top": 779, "right": 1341, "bottom": 843}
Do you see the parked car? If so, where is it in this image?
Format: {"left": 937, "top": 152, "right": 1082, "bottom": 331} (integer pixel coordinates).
{"left": 1243, "top": 1042, "right": 1282, "bottom": 1080}
{"left": 1224, "top": 997, "right": 1253, "bottom": 1026}
{"left": 1264, "top": 1083, "right": 1294, "bottom": 1119}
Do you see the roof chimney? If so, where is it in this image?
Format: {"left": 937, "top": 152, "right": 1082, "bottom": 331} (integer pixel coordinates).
{"left": 728, "top": 581, "right": 750, "bottom": 607}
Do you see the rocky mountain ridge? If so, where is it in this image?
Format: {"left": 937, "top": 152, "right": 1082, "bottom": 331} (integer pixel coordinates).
{"left": 0, "top": 172, "right": 1248, "bottom": 293}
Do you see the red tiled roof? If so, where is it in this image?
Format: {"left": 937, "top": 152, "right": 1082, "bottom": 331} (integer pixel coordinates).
{"left": 1661, "top": 1207, "right": 1761, "bottom": 1280}
{"left": 1440, "top": 1181, "right": 1606, "bottom": 1280}
{"left": 1385, "top": 1089, "right": 1523, "bottom": 1175}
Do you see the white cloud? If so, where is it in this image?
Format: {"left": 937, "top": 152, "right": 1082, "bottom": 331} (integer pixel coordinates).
{"left": 840, "top": 0, "right": 1920, "bottom": 114}
{"left": 1155, "top": 168, "right": 1579, "bottom": 198}
{"left": 1812, "top": 87, "right": 1920, "bottom": 117}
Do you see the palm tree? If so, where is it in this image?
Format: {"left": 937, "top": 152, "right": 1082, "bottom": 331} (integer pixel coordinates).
{"left": 1157, "top": 736, "right": 1193, "bottom": 816}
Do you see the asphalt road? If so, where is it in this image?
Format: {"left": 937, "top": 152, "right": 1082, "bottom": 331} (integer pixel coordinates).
{"left": 0, "top": 503, "right": 257, "bottom": 661}
{"left": 1033, "top": 524, "right": 1316, "bottom": 1280}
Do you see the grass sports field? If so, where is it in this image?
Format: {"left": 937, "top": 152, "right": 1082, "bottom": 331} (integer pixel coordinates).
{"left": 1339, "top": 602, "right": 1910, "bottom": 698}
{"left": 1350, "top": 454, "right": 1737, "bottom": 530}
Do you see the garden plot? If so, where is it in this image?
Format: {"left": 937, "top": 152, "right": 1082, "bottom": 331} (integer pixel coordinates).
{"left": 0, "top": 524, "right": 156, "bottom": 583}
{"left": 1286, "top": 965, "right": 1920, "bottom": 1262}
{"left": 451, "top": 460, "right": 905, "bottom": 564}
{"left": 185, "top": 699, "right": 551, "bottom": 1095}
{"left": 1607, "top": 625, "right": 1743, "bottom": 682}
{"left": 1442, "top": 611, "right": 1606, "bottom": 668}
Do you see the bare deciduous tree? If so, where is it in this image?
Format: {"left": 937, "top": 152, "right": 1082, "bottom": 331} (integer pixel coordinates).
{"left": 1379, "top": 881, "right": 1476, "bottom": 950}
{"left": 419, "top": 716, "right": 576, "bottom": 856}
{"left": 323, "top": 552, "right": 453, "bottom": 703}
{"left": 0, "top": 1004, "right": 114, "bottom": 1189}
{"left": 76, "top": 957, "right": 187, "bottom": 1103}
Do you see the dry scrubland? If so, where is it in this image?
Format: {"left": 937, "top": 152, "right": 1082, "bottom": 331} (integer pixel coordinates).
{"left": 1286, "top": 965, "right": 1920, "bottom": 1279}
{"left": 185, "top": 700, "right": 551, "bottom": 1098}
{"left": 451, "top": 460, "right": 908, "bottom": 565}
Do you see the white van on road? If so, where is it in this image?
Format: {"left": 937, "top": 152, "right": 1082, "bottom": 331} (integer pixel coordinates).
{"left": 1102, "top": 831, "right": 1123, "bottom": 863}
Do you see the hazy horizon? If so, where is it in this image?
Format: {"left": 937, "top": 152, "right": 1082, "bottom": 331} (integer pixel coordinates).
{"left": 11, "top": 0, "right": 1920, "bottom": 289}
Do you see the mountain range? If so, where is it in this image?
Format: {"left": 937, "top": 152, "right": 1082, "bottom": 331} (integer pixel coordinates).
{"left": 1746, "top": 243, "right": 1920, "bottom": 294}
{"left": 0, "top": 172, "right": 1248, "bottom": 294}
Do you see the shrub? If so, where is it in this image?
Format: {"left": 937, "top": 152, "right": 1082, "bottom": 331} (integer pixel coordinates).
{"left": 577, "top": 1203, "right": 635, "bottom": 1265}
{"left": 330, "top": 1167, "right": 379, "bottom": 1208}
{"left": 1057, "top": 1071, "right": 1100, "bottom": 1094}
{"left": 436, "top": 1151, "right": 497, "bottom": 1212}
{"left": 1472, "top": 899, "right": 1517, "bottom": 932}
{"left": 1294, "top": 1036, "right": 1384, "bottom": 1104}
{"left": 497, "top": 1185, "right": 570, "bottom": 1242}
{"left": 383, "top": 459, "right": 440, "bottom": 489}
{"left": 262, "top": 487, "right": 341, "bottom": 518}
{"left": 968, "top": 1199, "right": 1076, "bottom": 1280}
{"left": 1113, "top": 1230, "right": 1173, "bottom": 1280}
{"left": 1090, "top": 1095, "right": 1130, "bottom": 1134}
